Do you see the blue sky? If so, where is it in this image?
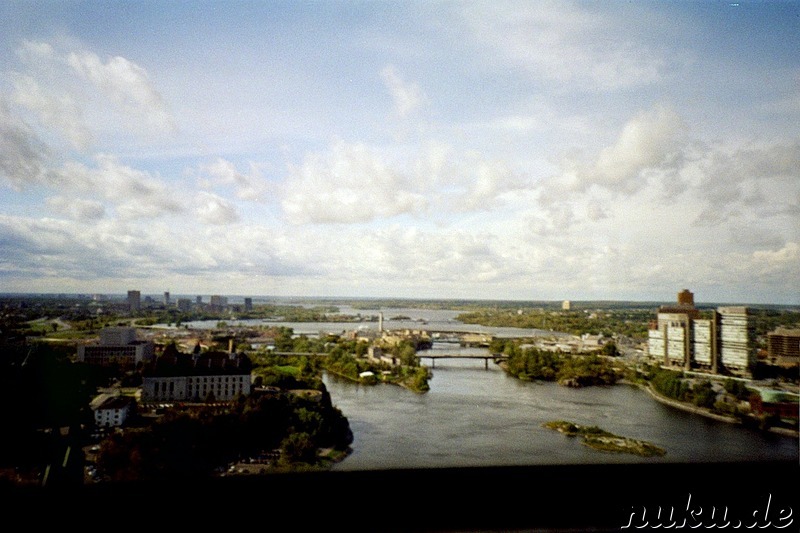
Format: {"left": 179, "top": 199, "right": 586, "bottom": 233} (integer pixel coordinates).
{"left": 1, "top": 1, "right": 798, "bottom": 304}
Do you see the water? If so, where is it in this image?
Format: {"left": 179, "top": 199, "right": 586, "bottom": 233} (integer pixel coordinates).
{"left": 181, "top": 305, "right": 568, "bottom": 338}
{"left": 325, "top": 357, "right": 799, "bottom": 471}
{"left": 180, "top": 304, "right": 798, "bottom": 469}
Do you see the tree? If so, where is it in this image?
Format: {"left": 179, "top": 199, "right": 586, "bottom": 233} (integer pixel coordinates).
{"left": 601, "top": 342, "right": 619, "bottom": 357}
{"left": 397, "top": 341, "right": 418, "bottom": 367}
{"left": 281, "top": 432, "right": 316, "bottom": 464}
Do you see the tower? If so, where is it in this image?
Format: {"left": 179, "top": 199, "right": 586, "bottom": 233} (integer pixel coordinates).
{"left": 677, "top": 289, "right": 694, "bottom": 307}
{"left": 127, "top": 290, "right": 141, "bottom": 312}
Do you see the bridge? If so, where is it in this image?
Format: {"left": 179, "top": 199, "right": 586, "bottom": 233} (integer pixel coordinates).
{"left": 415, "top": 352, "right": 509, "bottom": 369}
{"left": 270, "top": 351, "right": 509, "bottom": 370}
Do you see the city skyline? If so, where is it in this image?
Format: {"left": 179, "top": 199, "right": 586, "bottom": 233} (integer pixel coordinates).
{"left": 1, "top": 1, "right": 798, "bottom": 304}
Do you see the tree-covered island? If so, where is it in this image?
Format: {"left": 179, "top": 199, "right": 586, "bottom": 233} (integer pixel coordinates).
{"left": 490, "top": 338, "right": 622, "bottom": 387}
{"left": 252, "top": 326, "right": 431, "bottom": 393}
{"left": 543, "top": 420, "right": 666, "bottom": 457}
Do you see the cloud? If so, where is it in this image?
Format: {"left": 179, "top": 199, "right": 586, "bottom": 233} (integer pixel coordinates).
{"left": 282, "top": 139, "right": 427, "bottom": 224}
{"left": 752, "top": 242, "right": 799, "bottom": 273}
{"left": 559, "top": 106, "right": 686, "bottom": 194}
{"left": 11, "top": 73, "right": 91, "bottom": 149}
{"left": 50, "top": 154, "right": 182, "bottom": 219}
{"left": 0, "top": 98, "right": 51, "bottom": 189}
{"left": 195, "top": 192, "right": 239, "bottom": 225}
{"left": 0, "top": 215, "right": 133, "bottom": 280}
{"left": 380, "top": 65, "right": 426, "bottom": 118}
{"left": 693, "top": 141, "right": 800, "bottom": 226}
{"left": 66, "top": 50, "right": 176, "bottom": 133}
{"left": 578, "top": 105, "right": 687, "bottom": 194}
{"left": 9, "top": 39, "right": 176, "bottom": 146}
{"left": 462, "top": 1, "right": 669, "bottom": 90}
{"left": 280, "top": 138, "right": 535, "bottom": 224}
{"left": 531, "top": 105, "right": 688, "bottom": 233}
{"left": 197, "top": 158, "right": 268, "bottom": 201}
{"left": 16, "top": 40, "right": 55, "bottom": 63}
{"left": 46, "top": 196, "right": 105, "bottom": 221}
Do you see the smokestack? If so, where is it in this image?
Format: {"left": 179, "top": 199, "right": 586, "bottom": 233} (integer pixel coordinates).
{"left": 379, "top": 312, "right": 384, "bottom": 333}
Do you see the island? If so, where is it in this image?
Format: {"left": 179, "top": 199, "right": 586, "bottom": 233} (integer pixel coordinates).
{"left": 543, "top": 420, "right": 666, "bottom": 457}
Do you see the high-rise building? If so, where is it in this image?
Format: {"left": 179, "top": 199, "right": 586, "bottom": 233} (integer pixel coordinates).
{"left": 717, "top": 307, "right": 754, "bottom": 374}
{"left": 127, "top": 290, "right": 141, "bottom": 312}
{"left": 210, "top": 295, "right": 228, "bottom": 311}
{"left": 196, "top": 295, "right": 203, "bottom": 305}
{"left": 562, "top": 300, "right": 571, "bottom": 311}
{"left": 692, "top": 317, "right": 718, "bottom": 373}
{"left": 244, "top": 297, "right": 253, "bottom": 311}
{"left": 647, "top": 290, "right": 698, "bottom": 369}
{"left": 647, "top": 290, "right": 755, "bottom": 377}
{"left": 177, "top": 298, "right": 192, "bottom": 311}
{"left": 767, "top": 328, "right": 800, "bottom": 367}
{"left": 164, "top": 291, "right": 170, "bottom": 307}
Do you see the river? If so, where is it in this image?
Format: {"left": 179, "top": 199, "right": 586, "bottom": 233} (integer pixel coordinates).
{"left": 325, "top": 356, "right": 798, "bottom": 471}
{"left": 180, "top": 304, "right": 798, "bottom": 470}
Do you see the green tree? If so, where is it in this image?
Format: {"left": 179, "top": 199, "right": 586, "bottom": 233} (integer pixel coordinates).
{"left": 692, "top": 380, "right": 716, "bottom": 409}
{"left": 601, "top": 342, "right": 619, "bottom": 357}
{"left": 281, "top": 432, "right": 316, "bottom": 464}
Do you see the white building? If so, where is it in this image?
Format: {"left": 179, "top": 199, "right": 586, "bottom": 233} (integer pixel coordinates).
{"left": 692, "top": 319, "right": 716, "bottom": 370}
{"left": 718, "top": 306, "right": 754, "bottom": 374}
{"left": 142, "top": 350, "right": 252, "bottom": 402}
{"left": 92, "top": 395, "right": 134, "bottom": 428}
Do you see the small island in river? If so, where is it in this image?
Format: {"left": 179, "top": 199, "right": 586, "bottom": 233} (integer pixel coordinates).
{"left": 543, "top": 420, "right": 666, "bottom": 457}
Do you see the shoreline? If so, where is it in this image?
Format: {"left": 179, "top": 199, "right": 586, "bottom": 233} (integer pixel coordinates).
{"left": 496, "top": 362, "right": 799, "bottom": 439}
{"left": 323, "top": 366, "right": 428, "bottom": 394}
{"left": 621, "top": 380, "right": 799, "bottom": 439}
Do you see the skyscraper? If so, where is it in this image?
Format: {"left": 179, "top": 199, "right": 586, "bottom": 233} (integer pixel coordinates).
{"left": 717, "top": 306, "right": 754, "bottom": 375}
{"left": 127, "top": 290, "right": 141, "bottom": 312}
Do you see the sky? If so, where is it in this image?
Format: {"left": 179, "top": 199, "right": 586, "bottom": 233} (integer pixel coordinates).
{"left": 1, "top": 1, "right": 798, "bottom": 304}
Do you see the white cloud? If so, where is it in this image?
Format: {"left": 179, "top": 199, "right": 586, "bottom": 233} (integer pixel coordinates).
{"left": 197, "top": 158, "right": 268, "bottom": 201}
{"left": 693, "top": 141, "right": 800, "bottom": 226}
{"left": 534, "top": 104, "right": 689, "bottom": 233}
{"left": 580, "top": 105, "right": 687, "bottom": 194}
{"left": 755, "top": 241, "right": 800, "bottom": 264}
{"left": 11, "top": 73, "right": 91, "bottom": 149}
{"left": 46, "top": 196, "right": 105, "bottom": 221}
{"left": 380, "top": 65, "right": 426, "bottom": 118}
{"left": 50, "top": 154, "right": 182, "bottom": 219}
{"left": 16, "top": 40, "right": 55, "bottom": 63}
{"left": 66, "top": 50, "right": 176, "bottom": 133}
{"left": 282, "top": 139, "right": 427, "bottom": 224}
{"left": 195, "top": 192, "right": 239, "bottom": 225}
{"left": 0, "top": 98, "right": 51, "bottom": 189}
{"left": 463, "top": 1, "right": 669, "bottom": 90}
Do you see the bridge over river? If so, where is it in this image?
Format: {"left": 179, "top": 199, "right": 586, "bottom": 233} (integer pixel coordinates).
{"left": 415, "top": 352, "right": 509, "bottom": 369}
{"left": 271, "top": 351, "right": 509, "bottom": 369}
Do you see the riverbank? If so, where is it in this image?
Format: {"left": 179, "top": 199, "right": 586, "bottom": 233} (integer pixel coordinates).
{"left": 622, "top": 380, "right": 799, "bottom": 439}
{"left": 324, "top": 366, "right": 428, "bottom": 394}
